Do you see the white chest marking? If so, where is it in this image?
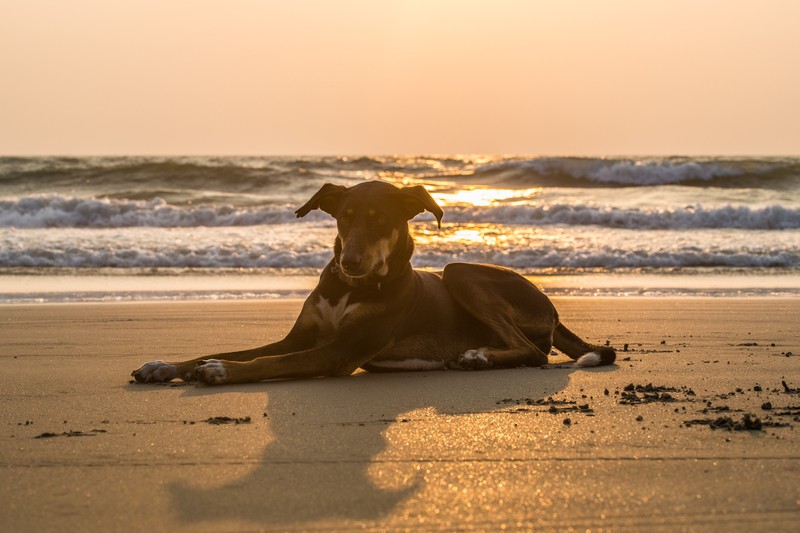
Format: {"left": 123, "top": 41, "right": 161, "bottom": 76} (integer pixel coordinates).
{"left": 315, "top": 294, "right": 360, "bottom": 331}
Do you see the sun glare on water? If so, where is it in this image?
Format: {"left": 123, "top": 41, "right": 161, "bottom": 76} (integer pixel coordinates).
{"left": 432, "top": 187, "right": 543, "bottom": 207}
{"left": 403, "top": 186, "right": 546, "bottom": 249}
{"left": 412, "top": 223, "right": 529, "bottom": 249}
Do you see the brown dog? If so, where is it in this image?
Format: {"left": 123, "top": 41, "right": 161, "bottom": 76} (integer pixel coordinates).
{"left": 132, "top": 181, "right": 615, "bottom": 385}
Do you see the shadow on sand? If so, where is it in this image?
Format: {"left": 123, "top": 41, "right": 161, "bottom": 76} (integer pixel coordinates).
{"left": 165, "top": 365, "right": 592, "bottom": 527}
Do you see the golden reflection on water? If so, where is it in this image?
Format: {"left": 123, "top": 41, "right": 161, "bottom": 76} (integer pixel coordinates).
{"left": 432, "top": 187, "right": 543, "bottom": 207}
{"left": 384, "top": 179, "right": 552, "bottom": 250}
{"left": 381, "top": 170, "right": 543, "bottom": 209}
{"left": 411, "top": 222, "right": 561, "bottom": 250}
{"left": 412, "top": 224, "right": 493, "bottom": 247}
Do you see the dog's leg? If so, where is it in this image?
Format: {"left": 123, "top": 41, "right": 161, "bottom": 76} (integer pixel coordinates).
{"left": 193, "top": 343, "right": 371, "bottom": 385}
{"left": 443, "top": 263, "right": 555, "bottom": 369}
{"left": 457, "top": 323, "right": 550, "bottom": 369}
{"left": 553, "top": 322, "right": 616, "bottom": 366}
{"left": 131, "top": 328, "right": 315, "bottom": 383}
{"left": 192, "top": 307, "right": 398, "bottom": 384}
{"left": 131, "top": 298, "right": 331, "bottom": 383}
{"left": 458, "top": 345, "right": 549, "bottom": 370}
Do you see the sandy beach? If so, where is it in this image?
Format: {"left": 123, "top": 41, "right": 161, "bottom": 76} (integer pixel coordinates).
{"left": 1, "top": 298, "right": 799, "bottom": 531}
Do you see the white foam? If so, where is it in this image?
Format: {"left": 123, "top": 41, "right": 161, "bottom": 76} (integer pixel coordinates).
{"left": 2, "top": 223, "right": 798, "bottom": 270}
{"left": 441, "top": 204, "right": 800, "bottom": 230}
{"left": 1, "top": 195, "right": 797, "bottom": 231}
{"left": 0, "top": 195, "right": 332, "bottom": 229}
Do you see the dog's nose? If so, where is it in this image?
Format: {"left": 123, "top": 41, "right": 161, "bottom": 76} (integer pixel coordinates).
{"left": 340, "top": 253, "right": 362, "bottom": 272}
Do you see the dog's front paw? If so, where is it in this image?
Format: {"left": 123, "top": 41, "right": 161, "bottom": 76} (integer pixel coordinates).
{"left": 194, "top": 359, "right": 228, "bottom": 385}
{"left": 458, "top": 349, "right": 492, "bottom": 370}
{"left": 131, "top": 360, "right": 178, "bottom": 383}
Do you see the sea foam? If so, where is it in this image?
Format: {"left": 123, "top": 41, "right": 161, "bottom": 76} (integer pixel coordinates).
{"left": 1, "top": 195, "right": 798, "bottom": 230}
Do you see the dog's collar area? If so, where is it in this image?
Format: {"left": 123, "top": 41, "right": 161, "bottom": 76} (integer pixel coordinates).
{"left": 331, "top": 261, "right": 410, "bottom": 290}
{"left": 331, "top": 263, "right": 369, "bottom": 280}
{"left": 332, "top": 263, "right": 379, "bottom": 288}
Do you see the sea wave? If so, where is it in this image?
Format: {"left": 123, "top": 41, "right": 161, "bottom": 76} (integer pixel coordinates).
{"left": 443, "top": 204, "right": 800, "bottom": 230}
{"left": 2, "top": 195, "right": 798, "bottom": 230}
{"left": 3, "top": 241, "right": 795, "bottom": 270}
{"left": 0, "top": 156, "right": 366, "bottom": 197}
{"left": 467, "top": 157, "right": 800, "bottom": 188}
{"left": 413, "top": 249, "right": 799, "bottom": 270}
{"left": 3, "top": 156, "right": 798, "bottom": 193}
{"left": 0, "top": 196, "right": 329, "bottom": 228}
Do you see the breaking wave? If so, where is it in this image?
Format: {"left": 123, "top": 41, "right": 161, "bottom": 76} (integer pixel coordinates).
{"left": 443, "top": 204, "right": 800, "bottom": 230}
{"left": 468, "top": 157, "right": 800, "bottom": 188}
{"left": 2, "top": 156, "right": 798, "bottom": 192}
{"left": 2, "top": 156, "right": 798, "bottom": 278}
{"left": 2, "top": 195, "right": 797, "bottom": 230}
{"left": 3, "top": 239, "right": 796, "bottom": 270}
{"left": 0, "top": 196, "right": 328, "bottom": 228}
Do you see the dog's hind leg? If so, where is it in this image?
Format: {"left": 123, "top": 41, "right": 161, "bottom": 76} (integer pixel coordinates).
{"left": 442, "top": 263, "right": 555, "bottom": 368}
{"left": 458, "top": 344, "right": 548, "bottom": 369}
{"left": 552, "top": 322, "right": 616, "bottom": 366}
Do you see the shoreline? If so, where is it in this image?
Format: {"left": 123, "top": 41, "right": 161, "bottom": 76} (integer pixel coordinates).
{"left": 2, "top": 269, "right": 800, "bottom": 303}
{"left": 2, "top": 295, "right": 800, "bottom": 310}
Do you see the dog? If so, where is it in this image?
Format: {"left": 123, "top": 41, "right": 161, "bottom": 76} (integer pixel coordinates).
{"left": 132, "top": 181, "right": 615, "bottom": 385}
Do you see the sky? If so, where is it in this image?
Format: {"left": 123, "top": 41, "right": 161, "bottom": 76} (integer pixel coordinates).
{"left": 1, "top": 0, "right": 798, "bottom": 156}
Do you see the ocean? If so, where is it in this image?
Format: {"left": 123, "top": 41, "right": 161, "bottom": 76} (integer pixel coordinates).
{"left": 1, "top": 155, "right": 799, "bottom": 302}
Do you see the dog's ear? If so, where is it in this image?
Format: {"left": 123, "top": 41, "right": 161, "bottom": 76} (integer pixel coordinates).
{"left": 398, "top": 185, "right": 444, "bottom": 229}
{"left": 295, "top": 183, "right": 347, "bottom": 218}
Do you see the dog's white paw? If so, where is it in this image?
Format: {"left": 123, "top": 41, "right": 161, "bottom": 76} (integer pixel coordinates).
{"left": 194, "top": 359, "right": 228, "bottom": 385}
{"left": 458, "top": 349, "right": 492, "bottom": 370}
{"left": 575, "top": 351, "right": 602, "bottom": 367}
{"left": 131, "top": 360, "right": 178, "bottom": 383}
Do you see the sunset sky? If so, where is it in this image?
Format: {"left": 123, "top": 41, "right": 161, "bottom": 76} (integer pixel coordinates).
{"left": 1, "top": 0, "right": 798, "bottom": 156}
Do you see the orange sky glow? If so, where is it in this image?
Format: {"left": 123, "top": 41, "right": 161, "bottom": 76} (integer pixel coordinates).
{"left": 1, "top": 0, "right": 798, "bottom": 155}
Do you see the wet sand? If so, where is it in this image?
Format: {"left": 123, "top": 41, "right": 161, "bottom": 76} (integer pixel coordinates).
{"left": 1, "top": 298, "right": 799, "bottom": 531}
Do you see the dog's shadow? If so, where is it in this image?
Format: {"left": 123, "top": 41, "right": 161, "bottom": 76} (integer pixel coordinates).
{"left": 167, "top": 365, "right": 585, "bottom": 527}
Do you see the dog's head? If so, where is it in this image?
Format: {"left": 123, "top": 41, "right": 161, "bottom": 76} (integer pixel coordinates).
{"left": 295, "top": 181, "right": 443, "bottom": 279}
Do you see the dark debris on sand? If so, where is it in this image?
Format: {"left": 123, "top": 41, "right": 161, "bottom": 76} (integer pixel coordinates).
{"left": 618, "top": 383, "right": 696, "bottom": 405}
{"left": 492, "top": 379, "right": 797, "bottom": 432}
{"left": 782, "top": 380, "right": 799, "bottom": 394}
{"left": 682, "top": 413, "right": 793, "bottom": 431}
{"left": 497, "top": 397, "right": 594, "bottom": 416}
{"left": 683, "top": 413, "right": 763, "bottom": 431}
{"left": 204, "top": 416, "right": 252, "bottom": 425}
{"left": 34, "top": 429, "right": 107, "bottom": 439}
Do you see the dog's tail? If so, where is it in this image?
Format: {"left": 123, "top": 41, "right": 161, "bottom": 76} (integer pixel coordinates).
{"left": 553, "top": 322, "right": 616, "bottom": 367}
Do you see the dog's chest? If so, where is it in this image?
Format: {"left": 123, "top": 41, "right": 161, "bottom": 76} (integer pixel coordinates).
{"left": 313, "top": 294, "right": 360, "bottom": 338}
